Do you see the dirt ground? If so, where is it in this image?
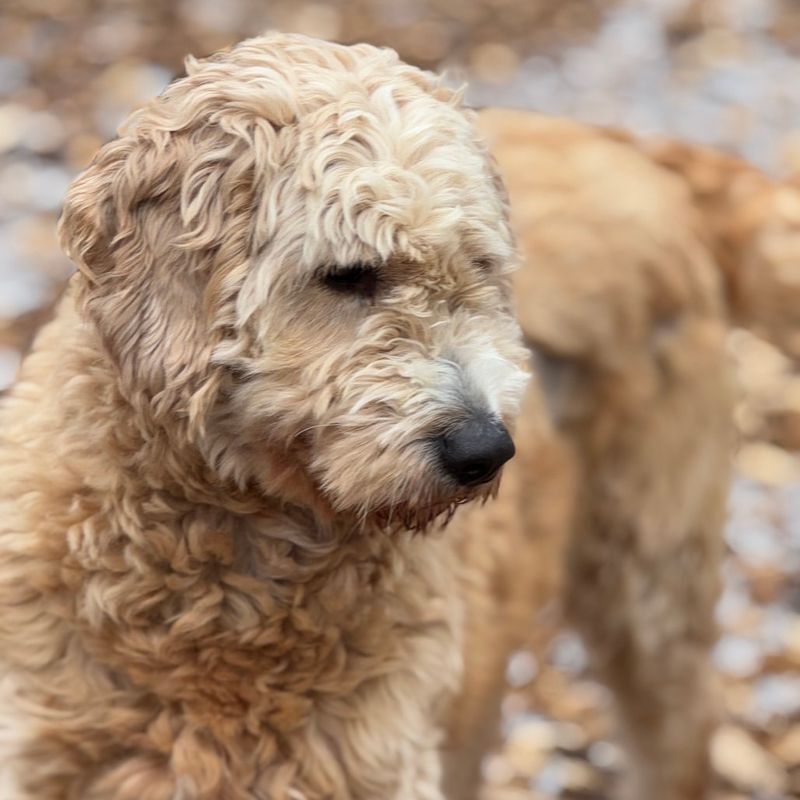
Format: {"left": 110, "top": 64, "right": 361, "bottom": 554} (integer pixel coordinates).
{"left": 1, "top": 1, "right": 799, "bottom": 797}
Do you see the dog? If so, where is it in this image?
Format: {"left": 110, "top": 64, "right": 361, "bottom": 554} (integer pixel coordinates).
{"left": 640, "top": 134, "right": 800, "bottom": 359}
{"left": 0, "top": 33, "right": 529, "bottom": 800}
{"left": 446, "top": 111, "right": 800, "bottom": 800}
{"left": 444, "top": 109, "right": 735, "bottom": 800}
{"left": 0, "top": 35, "right": 785, "bottom": 800}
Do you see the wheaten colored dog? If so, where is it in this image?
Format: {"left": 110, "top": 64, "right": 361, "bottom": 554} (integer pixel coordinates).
{"left": 0, "top": 34, "right": 529, "bottom": 799}
{"left": 0, "top": 33, "right": 775, "bottom": 800}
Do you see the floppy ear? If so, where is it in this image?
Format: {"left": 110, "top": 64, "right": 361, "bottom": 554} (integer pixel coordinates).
{"left": 58, "top": 124, "right": 259, "bottom": 429}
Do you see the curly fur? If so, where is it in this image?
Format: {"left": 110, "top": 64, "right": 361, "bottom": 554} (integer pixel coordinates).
{"left": 2, "top": 41, "right": 766, "bottom": 800}
{"left": 0, "top": 34, "right": 528, "bottom": 799}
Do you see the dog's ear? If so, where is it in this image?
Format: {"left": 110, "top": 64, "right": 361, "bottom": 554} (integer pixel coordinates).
{"left": 58, "top": 125, "right": 258, "bottom": 429}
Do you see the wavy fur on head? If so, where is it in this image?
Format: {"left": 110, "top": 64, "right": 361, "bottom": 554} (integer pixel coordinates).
{"left": 0, "top": 33, "right": 527, "bottom": 799}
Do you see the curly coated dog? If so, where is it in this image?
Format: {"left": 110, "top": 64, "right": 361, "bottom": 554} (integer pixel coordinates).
{"left": 0, "top": 33, "right": 528, "bottom": 800}
{"left": 0, "top": 33, "right": 755, "bottom": 800}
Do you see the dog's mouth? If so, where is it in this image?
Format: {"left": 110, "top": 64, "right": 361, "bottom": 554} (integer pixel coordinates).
{"left": 372, "top": 476, "right": 501, "bottom": 533}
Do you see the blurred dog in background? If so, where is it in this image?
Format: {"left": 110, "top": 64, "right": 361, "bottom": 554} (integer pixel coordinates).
{"left": 448, "top": 110, "right": 800, "bottom": 799}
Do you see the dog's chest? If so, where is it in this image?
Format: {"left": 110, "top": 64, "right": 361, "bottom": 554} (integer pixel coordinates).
{"left": 65, "top": 509, "right": 462, "bottom": 721}
{"left": 57, "top": 508, "right": 462, "bottom": 797}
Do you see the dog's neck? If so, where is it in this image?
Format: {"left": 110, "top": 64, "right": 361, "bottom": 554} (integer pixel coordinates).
{"left": 81, "top": 319, "right": 408, "bottom": 548}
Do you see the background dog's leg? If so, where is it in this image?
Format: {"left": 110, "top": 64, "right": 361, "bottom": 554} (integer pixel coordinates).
{"left": 566, "top": 515, "right": 723, "bottom": 800}
{"left": 561, "top": 322, "right": 732, "bottom": 800}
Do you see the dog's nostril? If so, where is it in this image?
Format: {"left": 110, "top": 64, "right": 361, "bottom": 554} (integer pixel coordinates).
{"left": 438, "top": 416, "right": 515, "bottom": 487}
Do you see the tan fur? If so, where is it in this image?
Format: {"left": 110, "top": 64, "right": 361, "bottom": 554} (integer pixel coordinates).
{"left": 0, "top": 35, "right": 529, "bottom": 800}
{"left": 640, "top": 136, "right": 800, "bottom": 358}
{"left": 445, "top": 110, "right": 737, "bottom": 800}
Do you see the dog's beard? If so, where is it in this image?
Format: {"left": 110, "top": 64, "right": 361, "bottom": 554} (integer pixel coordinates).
{"left": 371, "top": 477, "right": 500, "bottom": 533}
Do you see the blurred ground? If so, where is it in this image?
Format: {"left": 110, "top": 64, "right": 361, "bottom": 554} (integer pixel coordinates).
{"left": 1, "top": 0, "right": 799, "bottom": 797}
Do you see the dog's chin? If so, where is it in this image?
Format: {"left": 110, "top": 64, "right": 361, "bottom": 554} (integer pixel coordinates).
{"left": 370, "top": 475, "right": 501, "bottom": 534}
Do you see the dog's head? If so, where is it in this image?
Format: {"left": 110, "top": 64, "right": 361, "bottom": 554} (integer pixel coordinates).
{"left": 59, "top": 33, "right": 528, "bottom": 529}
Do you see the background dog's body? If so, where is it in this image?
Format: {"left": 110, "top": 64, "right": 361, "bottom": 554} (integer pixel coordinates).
{"left": 441, "top": 109, "right": 734, "bottom": 800}
{"left": 449, "top": 110, "right": 800, "bottom": 800}
{"left": 446, "top": 108, "right": 800, "bottom": 800}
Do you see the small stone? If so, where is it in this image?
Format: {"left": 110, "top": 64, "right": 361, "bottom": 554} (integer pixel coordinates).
{"left": 482, "top": 787, "right": 544, "bottom": 800}
{"left": 728, "top": 330, "right": 791, "bottom": 394}
{"left": 0, "top": 266, "right": 50, "bottom": 318}
{"left": 780, "top": 130, "right": 800, "bottom": 174}
{"left": 81, "top": 15, "right": 144, "bottom": 63}
{"left": 713, "top": 634, "right": 764, "bottom": 678}
{"left": 720, "top": 679, "right": 753, "bottom": 718}
{"left": 0, "top": 56, "right": 29, "bottom": 95}
{"left": 24, "top": 111, "right": 66, "bottom": 154}
{"left": 506, "top": 649, "right": 538, "bottom": 689}
{"left": 711, "top": 725, "right": 788, "bottom": 793}
{"left": 747, "top": 564, "right": 790, "bottom": 603}
{"left": 765, "top": 409, "right": 800, "bottom": 451}
{"left": 500, "top": 691, "right": 528, "bottom": 726}
{"left": 288, "top": 4, "right": 342, "bottom": 41}
{"left": 736, "top": 442, "right": 800, "bottom": 486}
{"left": 481, "top": 753, "right": 515, "bottom": 786}
{"left": 469, "top": 43, "right": 520, "bottom": 84}
{"left": 504, "top": 716, "right": 558, "bottom": 776}
{"left": 0, "top": 160, "right": 72, "bottom": 213}
{"left": 532, "top": 755, "right": 599, "bottom": 795}
{"left": 751, "top": 674, "right": 800, "bottom": 722}
{"left": 0, "top": 103, "right": 31, "bottom": 152}
{"left": 178, "top": 0, "right": 247, "bottom": 34}
{"left": 548, "top": 633, "right": 589, "bottom": 674}
{"left": 0, "top": 347, "right": 21, "bottom": 391}
{"left": 554, "top": 721, "right": 588, "bottom": 752}
{"left": 773, "top": 726, "right": 800, "bottom": 764}
{"left": 587, "top": 740, "right": 624, "bottom": 772}
{"left": 402, "top": 21, "right": 451, "bottom": 64}
{"left": 784, "top": 617, "right": 800, "bottom": 664}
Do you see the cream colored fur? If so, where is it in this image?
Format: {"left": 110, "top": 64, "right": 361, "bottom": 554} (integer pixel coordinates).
{"left": 0, "top": 34, "right": 527, "bottom": 800}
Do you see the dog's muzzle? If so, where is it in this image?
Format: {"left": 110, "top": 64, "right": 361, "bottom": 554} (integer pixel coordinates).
{"left": 438, "top": 415, "right": 515, "bottom": 487}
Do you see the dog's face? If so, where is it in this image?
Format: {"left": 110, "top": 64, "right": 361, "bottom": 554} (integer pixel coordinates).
{"left": 59, "top": 33, "right": 528, "bottom": 529}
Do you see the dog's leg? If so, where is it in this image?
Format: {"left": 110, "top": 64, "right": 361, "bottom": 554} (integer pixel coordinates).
{"left": 561, "top": 328, "right": 731, "bottom": 800}
{"left": 566, "top": 513, "right": 723, "bottom": 800}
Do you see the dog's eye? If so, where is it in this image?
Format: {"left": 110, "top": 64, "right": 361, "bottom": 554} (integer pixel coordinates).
{"left": 472, "top": 257, "right": 494, "bottom": 272}
{"left": 322, "top": 264, "right": 379, "bottom": 297}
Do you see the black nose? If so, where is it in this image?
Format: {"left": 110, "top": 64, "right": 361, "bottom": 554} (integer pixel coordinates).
{"left": 438, "top": 416, "right": 515, "bottom": 487}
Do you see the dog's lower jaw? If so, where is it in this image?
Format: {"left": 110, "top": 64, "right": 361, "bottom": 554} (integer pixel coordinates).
{"left": 0, "top": 299, "right": 463, "bottom": 800}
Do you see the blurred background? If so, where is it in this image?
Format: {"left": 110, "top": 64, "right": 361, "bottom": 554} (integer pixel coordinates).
{"left": 1, "top": 0, "right": 800, "bottom": 797}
